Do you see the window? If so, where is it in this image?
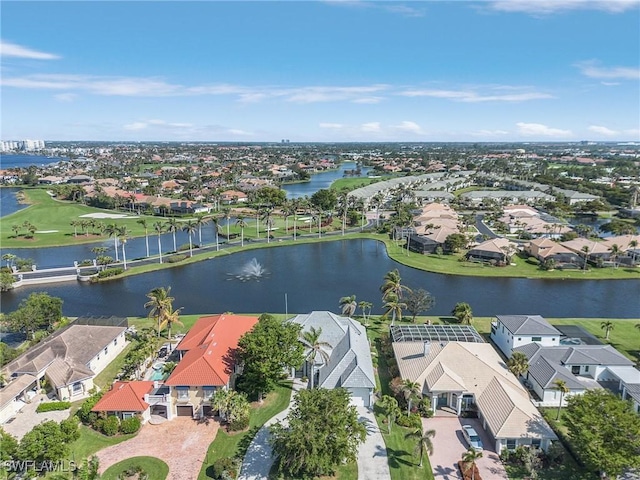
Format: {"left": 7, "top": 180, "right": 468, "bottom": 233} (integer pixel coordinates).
{"left": 113, "top": 338, "right": 118, "bottom": 346}
{"left": 203, "top": 387, "right": 215, "bottom": 400}
{"left": 518, "top": 337, "right": 522, "bottom": 341}
{"left": 506, "top": 439, "right": 517, "bottom": 450}
{"left": 104, "top": 347, "right": 108, "bottom": 355}
{"left": 122, "top": 412, "right": 134, "bottom": 420}
{"left": 72, "top": 382, "right": 82, "bottom": 393}
{"left": 531, "top": 336, "right": 542, "bottom": 342}
{"left": 176, "top": 387, "right": 189, "bottom": 400}
{"left": 552, "top": 338, "right": 555, "bottom": 342}
{"left": 571, "top": 366, "right": 580, "bottom": 375}
{"left": 585, "top": 366, "right": 589, "bottom": 372}
{"left": 531, "top": 438, "right": 541, "bottom": 448}
{"left": 97, "top": 354, "right": 100, "bottom": 361}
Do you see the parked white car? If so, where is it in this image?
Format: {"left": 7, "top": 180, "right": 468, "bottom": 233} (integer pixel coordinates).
{"left": 462, "top": 425, "right": 483, "bottom": 451}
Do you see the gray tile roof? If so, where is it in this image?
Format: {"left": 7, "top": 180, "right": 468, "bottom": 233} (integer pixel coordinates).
{"left": 496, "top": 315, "right": 561, "bottom": 336}
{"left": 318, "top": 324, "right": 376, "bottom": 390}
{"left": 527, "top": 356, "right": 585, "bottom": 390}
{"left": 626, "top": 384, "right": 640, "bottom": 404}
{"left": 0, "top": 374, "right": 36, "bottom": 409}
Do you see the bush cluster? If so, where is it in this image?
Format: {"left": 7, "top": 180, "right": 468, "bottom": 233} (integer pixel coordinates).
{"left": 36, "top": 401, "right": 71, "bottom": 413}
{"left": 228, "top": 413, "right": 250, "bottom": 432}
{"left": 212, "top": 457, "right": 239, "bottom": 479}
{"left": 167, "top": 254, "right": 187, "bottom": 263}
{"left": 120, "top": 416, "right": 141, "bottom": 434}
{"left": 95, "top": 415, "right": 120, "bottom": 436}
{"left": 97, "top": 267, "right": 124, "bottom": 278}
{"left": 396, "top": 413, "right": 422, "bottom": 429}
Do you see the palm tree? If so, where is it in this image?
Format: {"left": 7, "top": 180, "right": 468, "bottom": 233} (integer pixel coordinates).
{"left": 601, "top": 320, "right": 614, "bottom": 340}
{"left": 451, "top": 302, "right": 473, "bottom": 324}
{"left": 181, "top": 220, "right": 197, "bottom": 257}
{"left": 400, "top": 379, "right": 422, "bottom": 416}
{"left": 461, "top": 448, "right": 483, "bottom": 480}
{"left": 383, "top": 293, "right": 406, "bottom": 326}
{"left": 103, "top": 223, "right": 120, "bottom": 261}
{"left": 507, "top": 351, "right": 529, "bottom": 378}
{"left": 282, "top": 201, "right": 295, "bottom": 237}
{"left": 2, "top": 253, "right": 17, "bottom": 270}
{"left": 194, "top": 214, "right": 209, "bottom": 246}
{"left": 339, "top": 294, "right": 357, "bottom": 317}
{"left": 70, "top": 220, "right": 79, "bottom": 237}
{"left": 553, "top": 379, "right": 569, "bottom": 421}
{"left": 608, "top": 243, "right": 622, "bottom": 269}
{"left": 211, "top": 216, "right": 221, "bottom": 251}
{"left": 153, "top": 221, "right": 165, "bottom": 264}
{"left": 222, "top": 207, "right": 232, "bottom": 240}
{"left": 166, "top": 218, "right": 180, "bottom": 253}
{"left": 236, "top": 216, "right": 248, "bottom": 246}
{"left": 136, "top": 218, "right": 150, "bottom": 258}
{"left": 581, "top": 245, "right": 590, "bottom": 271}
{"left": 300, "top": 326, "right": 332, "bottom": 389}
{"left": 91, "top": 246, "right": 108, "bottom": 268}
{"left": 636, "top": 323, "right": 640, "bottom": 330}
{"left": 158, "top": 306, "right": 184, "bottom": 342}
{"left": 144, "top": 286, "right": 175, "bottom": 337}
{"left": 380, "top": 269, "right": 411, "bottom": 302}
{"left": 117, "top": 226, "right": 130, "bottom": 269}
{"left": 359, "top": 300, "right": 373, "bottom": 326}
{"left": 405, "top": 427, "right": 436, "bottom": 467}
{"left": 379, "top": 395, "right": 401, "bottom": 434}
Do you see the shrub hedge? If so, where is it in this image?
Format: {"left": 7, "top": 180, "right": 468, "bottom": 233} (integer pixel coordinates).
{"left": 36, "top": 401, "right": 71, "bottom": 413}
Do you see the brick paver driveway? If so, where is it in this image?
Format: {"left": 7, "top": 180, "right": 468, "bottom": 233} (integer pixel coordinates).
{"left": 96, "top": 417, "right": 219, "bottom": 480}
{"left": 424, "top": 417, "right": 508, "bottom": 480}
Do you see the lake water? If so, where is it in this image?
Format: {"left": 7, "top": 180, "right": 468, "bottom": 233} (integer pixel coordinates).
{"left": 0, "top": 154, "right": 66, "bottom": 169}
{"left": 0, "top": 187, "right": 25, "bottom": 217}
{"left": 281, "top": 161, "right": 371, "bottom": 198}
{"left": 1, "top": 240, "right": 638, "bottom": 319}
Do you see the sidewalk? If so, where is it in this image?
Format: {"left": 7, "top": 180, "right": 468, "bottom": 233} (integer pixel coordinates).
{"left": 237, "top": 378, "right": 305, "bottom": 480}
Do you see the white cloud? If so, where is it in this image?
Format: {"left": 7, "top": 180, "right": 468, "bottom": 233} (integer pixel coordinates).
{"left": 352, "top": 96, "right": 383, "bottom": 104}
{"left": 124, "top": 122, "right": 148, "bottom": 131}
{"left": 600, "top": 81, "right": 620, "bottom": 86}
{"left": 516, "top": 122, "right": 572, "bottom": 137}
{"left": 319, "top": 123, "right": 345, "bottom": 129}
{"left": 588, "top": 125, "right": 619, "bottom": 136}
{"left": 624, "top": 128, "right": 640, "bottom": 138}
{"left": 383, "top": 4, "right": 425, "bottom": 17}
{"left": 227, "top": 129, "right": 252, "bottom": 136}
{"left": 0, "top": 40, "right": 60, "bottom": 60}
{"left": 471, "top": 129, "right": 510, "bottom": 137}
{"left": 398, "top": 88, "right": 553, "bottom": 102}
{"left": 392, "top": 121, "right": 423, "bottom": 134}
{"left": 361, "top": 122, "right": 381, "bottom": 132}
{"left": 575, "top": 61, "right": 640, "bottom": 80}
{"left": 124, "top": 119, "right": 194, "bottom": 131}
{"left": 54, "top": 93, "right": 77, "bottom": 102}
{"left": 488, "top": 0, "right": 639, "bottom": 14}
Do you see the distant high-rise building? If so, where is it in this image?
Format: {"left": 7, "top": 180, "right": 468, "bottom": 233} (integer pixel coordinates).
{"left": 0, "top": 139, "right": 45, "bottom": 152}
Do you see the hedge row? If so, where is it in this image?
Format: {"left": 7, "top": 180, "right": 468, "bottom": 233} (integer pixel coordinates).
{"left": 36, "top": 401, "right": 71, "bottom": 413}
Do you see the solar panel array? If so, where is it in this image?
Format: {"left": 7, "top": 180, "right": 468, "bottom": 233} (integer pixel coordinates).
{"left": 390, "top": 324, "right": 484, "bottom": 343}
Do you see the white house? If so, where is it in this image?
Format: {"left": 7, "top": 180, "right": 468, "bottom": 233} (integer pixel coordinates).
{"left": 392, "top": 325, "right": 557, "bottom": 453}
{"left": 289, "top": 311, "right": 376, "bottom": 407}
{"left": 0, "top": 321, "right": 127, "bottom": 423}
{"left": 491, "top": 315, "right": 561, "bottom": 358}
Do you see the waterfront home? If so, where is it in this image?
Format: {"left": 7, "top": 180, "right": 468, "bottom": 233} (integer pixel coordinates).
{"left": 289, "top": 311, "right": 375, "bottom": 407}
{"left": 391, "top": 324, "right": 557, "bottom": 453}
{"left": 465, "top": 238, "right": 516, "bottom": 264}
{"left": 0, "top": 319, "right": 128, "bottom": 423}
{"left": 515, "top": 342, "right": 638, "bottom": 407}
{"left": 490, "top": 314, "right": 561, "bottom": 358}
{"left": 525, "top": 238, "right": 581, "bottom": 266}
{"left": 164, "top": 314, "right": 259, "bottom": 418}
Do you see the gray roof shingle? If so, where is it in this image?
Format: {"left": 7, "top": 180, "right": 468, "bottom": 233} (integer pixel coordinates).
{"left": 496, "top": 315, "right": 561, "bottom": 336}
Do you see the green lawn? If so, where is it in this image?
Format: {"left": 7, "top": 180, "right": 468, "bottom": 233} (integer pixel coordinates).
{"left": 92, "top": 341, "right": 137, "bottom": 390}
{"left": 198, "top": 380, "right": 293, "bottom": 480}
{"left": 101, "top": 456, "right": 169, "bottom": 480}
{"left": 1, "top": 188, "right": 155, "bottom": 248}
{"left": 330, "top": 177, "right": 383, "bottom": 192}
{"left": 69, "top": 425, "right": 136, "bottom": 460}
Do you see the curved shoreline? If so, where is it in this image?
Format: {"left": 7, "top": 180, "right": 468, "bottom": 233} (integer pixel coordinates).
{"left": 94, "top": 233, "right": 640, "bottom": 282}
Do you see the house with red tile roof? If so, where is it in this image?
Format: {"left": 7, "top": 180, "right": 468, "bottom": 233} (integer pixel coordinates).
{"left": 91, "top": 381, "right": 156, "bottom": 423}
{"left": 164, "top": 314, "right": 259, "bottom": 418}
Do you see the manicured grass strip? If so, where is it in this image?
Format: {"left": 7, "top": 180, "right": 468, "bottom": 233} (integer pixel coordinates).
{"left": 92, "top": 341, "right": 136, "bottom": 390}
{"left": 69, "top": 425, "right": 136, "bottom": 460}
{"left": 198, "top": 380, "right": 293, "bottom": 480}
{"left": 101, "top": 456, "right": 168, "bottom": 480}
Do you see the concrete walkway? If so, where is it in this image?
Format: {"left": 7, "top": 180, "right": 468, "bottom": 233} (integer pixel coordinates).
{"left": 3, "top": 394, "right": 71, "bottom": 441}
{"left": 356, "top": 406, "right": 391, "bottom": 480}
{"left": 238, "top": 379, "right": 305, "bottom": 480}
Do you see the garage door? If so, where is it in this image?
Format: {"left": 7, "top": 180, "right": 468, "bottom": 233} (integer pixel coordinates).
{"left": 202, "top": 405, "right": 212, "bottom": 417}
{"left": 176, "top": 405, "right": 193, "bottom": 417}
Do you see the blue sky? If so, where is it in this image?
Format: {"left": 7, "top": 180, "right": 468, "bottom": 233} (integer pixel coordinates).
{"left": 1, "top": 1, "right": 639, "bottom": 142}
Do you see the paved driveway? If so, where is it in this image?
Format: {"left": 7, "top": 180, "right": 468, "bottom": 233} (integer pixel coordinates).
{"left": 96, "top": 417, "right": 219, "bottom": 480}
{"left": 356, "top": 406, "right": 391, "bottom": 480}
{"left": 424, "top": 417, "right": 508, "bottom": 480}
{"left": 3, "top": 394, "right": 71, "bottom": 440}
